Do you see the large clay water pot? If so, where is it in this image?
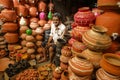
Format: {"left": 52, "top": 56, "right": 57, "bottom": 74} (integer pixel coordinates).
{"left": 95, "top": 12, "right": 120, "bottom": 36}
{"left": 100, "top": 53, "right": 120, "bottom": 76}
{"left": 74, "top": 7, "right": 95, "bottom": 26}
{"left": 68, "top": 55, "right": 94, "bottom": 76}
{"left": 82, "top": 25, "right": 112, "bottom": 52}
{"left": 0, "top": 0, "right": 14, "bottom": 9}
{"left": 96, "top": 68, "right": 120, "bottom": 80}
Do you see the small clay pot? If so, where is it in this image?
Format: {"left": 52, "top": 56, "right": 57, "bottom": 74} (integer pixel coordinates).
{"left": 38, "top": 1, "right": 47, "bottom": 12}
{"left": 38, "top": 20, "right": 47, "bottom": 27}
{"left": 60, "top": 55, "right": 71, "bottom": 63}
{"left": 61, "top": 46, "right": 72, "bottom": 57}
{"left": 29, "top": 7, "right": 38, "bottom": 17}
{"left": 0, "top": 0, "right": 14, "bottom": 9}
{"left": 61, "top": 70, "right": 69, "bottom": 80}
{"left": 60, "top": 62, "right": 68, "bottom": 70}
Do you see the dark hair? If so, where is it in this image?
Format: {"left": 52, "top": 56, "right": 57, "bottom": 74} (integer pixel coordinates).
{"left": 53, "top": 12, "right": 62, "bottom": 21}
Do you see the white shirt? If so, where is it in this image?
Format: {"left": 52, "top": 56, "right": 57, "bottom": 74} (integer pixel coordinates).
{"left": 50, "top": 22, "right": 66, "bottom": 44}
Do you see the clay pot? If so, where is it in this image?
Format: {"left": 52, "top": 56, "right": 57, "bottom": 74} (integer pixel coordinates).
{"left": 28, "top": 0, "right": 38, "bottom": 6}
{"left": 0, "top": 0, "right": 14, "bottom": 9}
{"left": 26, "top": 42, "right": 35, "bottom": 48}
{"left": 95, "top": 12, "right": 120, "bottom": 36}
{"left": 35, "top": 35, "right": 43, "bottom": 41}
{"left": 68, "top": 38, "right": 77, "bottom": 46}
{"left": 60, "top": 62, "right": 68, "bottom": 70}
{"left": 30, "top": 22, "right": 39, "bottom": 29}
{"left": 1, "top": 23, "right": 18, "bottom": 33}
{"left": 60, "top": 55, "right": 70, "bottom": 63}
{"left": 100, "top": 53, "right": 120, "bottom": 76}
{"left": 38, "top": 1, "right": 47, "bottom": 12}
{"left": 4, "top": 33, "right": 19, "bottom": 43}
{"left": 19, "top": 26, "right": 29, "bottom": 35}
{"left": 38, "top": 19, "right": 47, "bottom": 27}
{"left": 81, "top": 49, "right": 103, "bottom": 68}
{"left": 19, "top": 17, "right": 29, "bottom": 26}
{"left": 27, "top": 48, "right": 35, "bottom": 54}
{"left": 25, "top": 35, "right": 35, "bottom": 42}
{"left": 71, "top": 26, "right": 90, "bottom": 41}
{"left": 8, "top": 44, "right": 19, "bottom": 51}
{"left": 48, "top": 2, "right": 54, "bottom": 12}
{"left": 17, "top": 5, "right": 29, "bottom": 17}
{"left": 74, "top": 7, "right": 95, "bottom": 26}
{"left": 61, "top": 46, "right": 72, "bottom": 57}
{"left": 35, "top": 27, "right": 44, "bottom": 34}
{"left": 61, "top": 70, "right": 69, "bottom": 80}
{"left": 30, "top": 17, "right": 39, "bottom": 23}
{"left": 53, "top": 67, "right": 63, "bottom": 79}
{"left": 29, "top": 7, "right": 38, "bottom": 17}
{"left": 96, "top": 68, "right": 120, "bottom": 80}
{"left": 43, "top": 23, "right": 51, "bottom": 30}
{"left": 1, "top": 9, "right": 17, "bottom": 22}
{"left": 68, "top": 55, "right": 93, "bottom": 76}
{"left": 82, "top": 25, "right": 112, "bottom": 51}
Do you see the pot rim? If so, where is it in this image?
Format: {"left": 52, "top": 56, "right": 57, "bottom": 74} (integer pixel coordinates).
{"left": 92, "top": 25, "right": 108, "bottom": 33}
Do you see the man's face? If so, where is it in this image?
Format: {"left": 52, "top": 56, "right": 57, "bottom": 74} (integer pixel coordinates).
{"left": 52, "top": 16, "right": 60, "bottom": 27}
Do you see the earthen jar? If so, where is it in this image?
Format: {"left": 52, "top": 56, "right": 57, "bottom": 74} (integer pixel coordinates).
{"left": 1, "top": 22, "right": 19, "bottom": 33}
{"left": 68, "top": 38, "right": 77, "bottom": 46}
{"left": 81, "top": 49, "right": 103, "bottom": 68}
{"left": 71, "top": 26, "right": 90, "bottom": 41}
{"left": 95, "top": 12, "right": 120, "bottom": 36}
{"left": 30, "top": 22, "right": 39, "bottom": 30}
{"left": 38, "top": 1, "right": 47, "bottom": 12}
{"left": 60, "top": 55, "right": 71, "bottom": 63}
{"left": 30, "top": 17, "right": 39, "bottom": 23}
{"left": 82, "top": 25, "right": 112, "bottom": 51}
{"left": 68, "top": 67, "right": 91, "bottom": 80}
{"left": 35, "top": 27, "right": 44, "bottom": 34}
{"left": 19, "top": 26, "right": 29, "bottom": 35}
{"left": 53, "top": 67, "right": 63, "bottom": 79}
{"left": 74, "top": 7, "right": 95, "bottom": 26}
{"left": 68, "top": 55, "right": 93, "bottom": 76}
{"left": 61, "top": 70, "right": 69, "bottom": 80}
{"left": 35, "top": 34, "right": 43, "bottom": 41}
{"left": 29, "top": 7, "right": 38, "bottom": 17}
{"left": 61, "top": 46, "right": 72, "bottom": 57}
{"left": 0, "top": 0, "right": 14, "bottom": 9}
{"left": 7, "top": 43, "right": 18, "bottom": 51}
{"left": 96, "top": 68, "right": 120, "bottom": 80}
{"left": 38, "top": 19, "right": 47, "bottom": 27}
{"left": 25, "top": 35, "right": 35, "bottom": 42}
{"left": 60, "top": 62, "right": 68, "bottom": 70}
{"left": 4, "top": 33, "right": 19, "bottom": 43}
{"left": 1, "top": 9, "right": 17, "bottom": 22}
{"left": 100, "top": 53, "right": 120, "bottom": 76}
{"left": 17, "top": 5, "right": 29, "bottom": 17}
{"left": 26, "top": 42, "right": 35, "bottom": 48}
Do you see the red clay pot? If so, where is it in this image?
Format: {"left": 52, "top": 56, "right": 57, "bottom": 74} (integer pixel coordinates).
{"left": 29, "top": 7, "right": 38, "bottom": 17}
{"left": 61, "top": 70, "right": 69, "bottom": 80}
{"left": 0, "top": 0, "right": 14, "bottom": 9}
{"left": 38, "top": 1, "right": 47, "bottom": 12}
{"left": 60, "top": 62, "right": 68, "bottom": 70}
{"left": 61, "top": 46, "right": 72, "bottom": 57}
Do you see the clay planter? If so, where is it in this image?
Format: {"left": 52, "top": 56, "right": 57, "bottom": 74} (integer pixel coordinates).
{"left": 61, "top": 46, "right": 72, "bottom": 57}
{"left": 74, "top": 7, "right": 95, "bottom": 26}
{"left": 95, "top": 12, "right": 120, "bottom": 36}
{"left": 71, "top": 26, "right": 90, "bottom": 41}
{"left": 1, "top": 9, "right": 17, "bottom": 22}
{"left": 0, "top": 0, "right": 14, "bottom": 9}
{"left": 4, "top": 33, "right": 19, "bottom": 43}
{"left": 61, "top": 70, "right": 69, "bottom": 80}
{"left": 29, "top": 7, "right": 38, "bottom": 17}
{"left": 96, "top": 68, "right": 120, "bottom": 80}
{"left": 38, "top": 1, "right": 47, "bottom": 12}
{"left": 81, "top": 49, "right": 103, "bottom": 68}
{"left": 82, "top": 25, "right": 112, "bottom": 52}
{"left": 100, "top": 53, "right": 120, "bottom": 76}
{"left": 1, "top": 22, "right": 18, "bottom": 33}
{"left": 68, "top": 55, "right": 93, "bottom": 76}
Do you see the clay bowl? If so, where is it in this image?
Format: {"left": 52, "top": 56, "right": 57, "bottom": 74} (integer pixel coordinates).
{"left": 100, "top": 53, "right": 120, "bottom": 76}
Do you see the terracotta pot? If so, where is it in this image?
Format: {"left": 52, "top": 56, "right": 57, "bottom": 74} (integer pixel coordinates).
{"left": 48, "top": 2, "right": 54, "bottom": 12}
{"left": 19, "top": 17, "right": 29, "bottom": 26}
{"left": 26, "top": 42, "right": 35, "bottom": 48}
{"left": 4, "top": 33, "right": 19, "bottom": 43}
{"left": 61, "top": 70, "right": 69, "bottom": 80}
{"left": 60, "top": 62, "right": 68, "bottom": 70}
{"left": 30, "top": 22, "right": 39, "bottom": 29}
{"left": 35, "top": 34, "right": 43, "bottom": 41}
{"left": 19, "top": 26, "right": 29, "bottom": 35}
{"left": 7, "top": 44, "right": 19, "bottom": 51}
{"left": 68, "top": 67, "right": 91, "bottom": 80}
{"left": 1, "top": 23, "right": 18, "bottom": 33}
{"left": 38, "top": 1, "right": 47, "bottom": 12}
{"left": 1, "top": 9, "right": 17, "bottom": 22}
{"left": 60, "top": 55, "right": 71, "bottom": 63}
{"left": 53, "top": 71, "right": 61, "bottom": 79}
{"left": 28, "top": 0, "right": 38, "bottom": 6}
{"left": 35, "top": 27, "right": 44, "bottom": 35}
{"left": 68, "top": 38, "right": 77, "bottom": 46}
{"left": 95, "top": 12, "right": 120, "bottom": 36}
{"left": 68, "top": 55, "right": 93, "bottom": 76}
{"left": 96, "top": 68, "right": 120, "bottom": 80}
{"left": 71, "top": 26, "right": 90, "bottom": 41}
{"left": 25, "top": 35, "right": 35, "bottom": 42}
{"left": 82, "top": 25, "right": 112, "bottom": 51}
{"left": 0, "top": 0, "right": 14, "bottom": 9}
{"left": 74, "top": 7, "right": 95, "bottom": 26}
{"left": 100, "top": 53, "right": 120, "bottom": 76}
{"left": 30, "top": 17, "right": 39, "bottom": 23}
{"left": 29, "top": 7, "right": 38, "bottom": 17}
{"left": 38, "top": 19, "right": 47, "bottom": 27}
{"left": 17, "top": 5, "right": 29, "bottom": 17}
{"left": 61, "top": 46, "right": 72, "bottom": 57}
{"left": 81, "top": 49, "right": 103, "bottom": 68}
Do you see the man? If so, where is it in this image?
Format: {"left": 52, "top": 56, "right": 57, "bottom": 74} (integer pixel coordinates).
{"left": 47, "top": 12, "right": 66, "bottom": 66}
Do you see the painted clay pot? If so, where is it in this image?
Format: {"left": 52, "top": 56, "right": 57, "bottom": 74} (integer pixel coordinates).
{"left": 61, "top": 46, "right": 72, "bottom": 57}
{"left": 100, "top": 53, "right": 120, "bottom": 76}
{"left": 1, "top": 9, "right": 17, "bottom": 22}
{"left": 61, "top": 70, "right": 69, "bottom": 80}
{"left": 96, "top": 68, "right": 120, "bottom": 80}
{"left": 95, "top": 12, "right": 120, "bottom": 36}
{"left": 38, "top": 1, "right": 47, "bottom": 12}
{"left": 29, "top": 7, "right": 38, "bottom": 17}
{"left": 39, "top": 11, "right": 46, "bottom": 20}
{"left": 4, "top": 33, "right": 19, "bottom": 43}
{"left": 0, "top": 0, "right": 14, "bottom": 9}
{"left": 74, "top": 7, "right": 95, "bottom": 26}
{"left": 68, "top": 38, "right": 77, "bottom": 46}
{"left": 68, "top": 55, "right": 93, "bottom": 76}
{"left": 68, "top": 67, "right": 91, "bottom": 80}
{"left": 1, "top": 23, "right": 19, "bottom": 33}
{"left": 82, "top": 25, "right": 112, "bottom": 51}
{"left": 81, "top": 49, "right": 103, "bottom": 68}
{"left": 71, "top": 26, "right": 90, "bottom": 41}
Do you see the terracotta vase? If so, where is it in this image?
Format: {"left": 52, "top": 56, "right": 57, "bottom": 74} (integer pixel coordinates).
{"left": 71, "top": 26, "right": 90, "bottom": 41}
{"left": 1, "top": 9, "right": 17, "bottom": 22}
{"left": 38, "top": 1, "right": 47, "bottom": 12}
{"left": 0, "top": 0, "right": 14, "bottom": 9}
{"left": 74, "top": 7, "right": 95, "bottom": 26}
{"left": 100, "top": 53, "right": 120, "bottom": 76}
{"left": 29, "top": 7, "right": 38, "bottom": 17}
{"left": 4, "top": 33, "right": 19, "bottom": 43}
{"left": 96, "top": 68, "right": 120, "bottom": 80}
{"left": 1, "top": 22, "right": 19, "bottom": 33}
{"left": 61, "top": 46, "right": 72, "bottom": 57}
{"left": 95, "top": 12, "right": 120, "bottom": 36}
{"left": 61, "top": 70, "right": 69, "bottom": 80}
{"left": 82, "top": 25, "right": 112, "bottom": 51}
{"left": 81, "top": 49, "right": 103, "bottom": 68}
{"left": 68, "top": 55, "right": 93, "bottom": 76}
